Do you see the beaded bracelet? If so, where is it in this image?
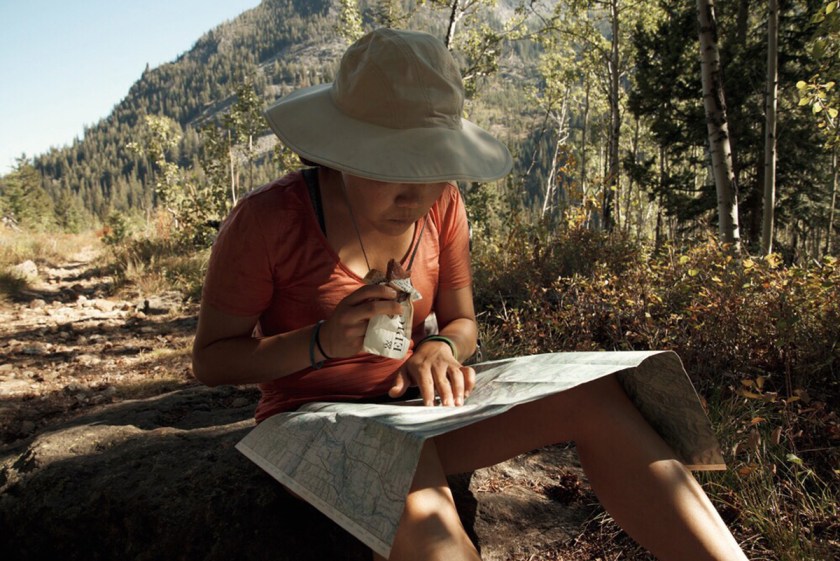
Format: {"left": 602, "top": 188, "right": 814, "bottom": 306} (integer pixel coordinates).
{"left": 417, "top": 335, "right": 458, "bottom": 362}
{"left": 309, "top": 320, "right": 330, "bottom": 370}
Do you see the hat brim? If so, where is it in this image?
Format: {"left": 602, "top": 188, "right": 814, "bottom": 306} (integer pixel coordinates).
{"left": 264, "top": 84, "right": 513, "bottom": 183}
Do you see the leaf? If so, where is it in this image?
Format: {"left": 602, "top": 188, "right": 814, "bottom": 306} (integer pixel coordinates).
{"left": 796, "top": 80, "right": 807, "bottom": 89}
{"left": 798, "top": 96, "right": 811, "bottom": 106}
{"left": 829, "top": 108, "right": 839, "bottom": 119}
{"left": 827, "top": 1, "right": 837, "bottom": 14}
{"left": 771, "top": 426, "right": 782, "bottom": 445}
{"left": 750, "top": 417, "right": 766, "bottom": 426}
{"left": 827, "top": 81, "right": 836, "bottom": 90}
{"left": 741, "top": 379, "right": 755, "bottom": 387}
{"left": 814, "top": 103, "right": 823, "bottom": 114}
{"left": 688, "top": 268, "right": 700, "bottom": 277}
{"left": 737, "top": 388, "right": 763, "bottom": 400}
{"left": 756, "top": 376, "right": 766, "bottom": 390}
{"left": 738, "top": 464, "right": 758, "bottom": 476}
{"left": 679, "top": 255, "right": 690, "bottom": 265}
{"left": 786, "top": 453, "right": 804, "bottom": 466}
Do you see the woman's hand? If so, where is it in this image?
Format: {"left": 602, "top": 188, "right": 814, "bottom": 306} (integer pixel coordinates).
{"left": 318, "top": 284, "right": 402, "bottom": 359}
{"left": 388, "top": 341, "right": 476, "bottom": 407}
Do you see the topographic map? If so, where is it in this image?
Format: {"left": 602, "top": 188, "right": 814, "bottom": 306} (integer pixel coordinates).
{"left": 236, "top": 350, "right": 726, "bottom": 558}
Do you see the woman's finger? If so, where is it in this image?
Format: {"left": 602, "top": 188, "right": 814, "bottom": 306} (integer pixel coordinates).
{"left": 416, "top": 365, "right": 436, "bottom": 407}
{"left": 461, "top": 366, "right": 476, "bottom": 398}
{"left": 449, "top": 365, "right": 465, "bottom": 406}
{"left": 342, "top": 284, "right": 398, "bottom": 305}
{"left": 433, "top": 366, "right": 454, "bottom": 407}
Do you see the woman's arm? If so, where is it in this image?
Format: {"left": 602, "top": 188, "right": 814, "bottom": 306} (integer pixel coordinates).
{"left": 192, "top": 284, "right": 402, "bottom": 386}
{"left": 389, "top": 285, "right": 478, "bottom": 406}
{"left": 192, "top": 303, "right": 313, "bottom": 386}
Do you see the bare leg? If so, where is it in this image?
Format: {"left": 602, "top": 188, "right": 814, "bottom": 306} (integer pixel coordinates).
{"left": 375, "top": 439, "right": 480, "bottom": 561}
{"left": 433, "top": 375, "right": 748, "bottom": 561}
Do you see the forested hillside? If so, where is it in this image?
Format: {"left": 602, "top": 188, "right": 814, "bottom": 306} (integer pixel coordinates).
{"left": 1, "top": 0, "right": 835, "bottom": 258}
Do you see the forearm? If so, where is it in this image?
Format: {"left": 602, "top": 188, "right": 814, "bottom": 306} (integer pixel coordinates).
{"left": 433, "top": 317, "right": 478, "bottom": 364}
{"left": 192, "top": 323, "right": 325, "bottom": 386}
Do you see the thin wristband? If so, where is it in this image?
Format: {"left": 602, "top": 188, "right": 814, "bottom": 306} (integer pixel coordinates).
{"left": 418, "top": 335, "right": 458, "bottom": 362}
{"left": 309, "top": 320, "right": 327, "bottom": 370}
{"left": 315, "top": 320, "right": 332, "bottom": 359}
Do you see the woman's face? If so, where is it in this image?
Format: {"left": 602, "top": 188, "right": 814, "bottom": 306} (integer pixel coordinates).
{"left": 343, "top": 173, "right": 447, "bottom": 236}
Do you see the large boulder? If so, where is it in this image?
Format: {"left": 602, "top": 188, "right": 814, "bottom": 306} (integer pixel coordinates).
{"left": 0, "top": 386, "right": 590, "bottom": 560}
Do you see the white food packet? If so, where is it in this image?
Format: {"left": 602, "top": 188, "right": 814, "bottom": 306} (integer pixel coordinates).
{"left": 363, "top": 277, "right": 422, "bottom": 359}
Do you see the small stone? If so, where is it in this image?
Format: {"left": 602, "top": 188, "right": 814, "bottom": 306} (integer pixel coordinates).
{"left": 29, "top": 299, "right": 47, "bottom": 309}
{"left": 11, "top": 260, "right": 38, "bottom": 280}
{"left": 22, "top": 343, "right": 48, "bottom": 356}
{"left": 94, "top": 300, "right": 115, "bottom": 312}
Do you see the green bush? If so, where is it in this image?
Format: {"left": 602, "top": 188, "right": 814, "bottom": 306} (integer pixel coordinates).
{"left": 473, "top": 228, "right": 839, "bottom": 393}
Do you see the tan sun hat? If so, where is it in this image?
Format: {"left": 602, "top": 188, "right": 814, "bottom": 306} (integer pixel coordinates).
{"left": 264, "top": 28, "right": 513, "bottom": 183}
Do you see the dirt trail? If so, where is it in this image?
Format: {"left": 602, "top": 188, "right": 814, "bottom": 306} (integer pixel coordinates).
{"left": 0, "top": 247, "right": 198, "bottom": 445}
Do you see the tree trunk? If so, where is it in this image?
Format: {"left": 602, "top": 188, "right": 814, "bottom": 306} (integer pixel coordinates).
{"left": 827, "top": 150, "right": 838, "bottom": 255}
{"left": 445, "top": 0, "right": 462, "bottom": 49}
{"left": 604, "top": 0, "right": 621, "bottom": 231}
{"left": 761, "top": 0, "right": 779, "bottom": 255}
{"left": 581, "top": 81, "right": 590, "bottom": 197}
{"left": 228, "top": 131, "right": 237, "bottom": 206}
{"left": 625, "top": 117, "right": 641, "bottom": 234}
{"left": 697, "top": 0, "right": 741, "bottom": 248}
{"left": 542, "top": 98, "right": 570, "bottom": 220}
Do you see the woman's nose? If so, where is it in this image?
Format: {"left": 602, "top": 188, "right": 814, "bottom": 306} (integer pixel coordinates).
{"left": 394, "top": 186, "right": 422, "bottom": 207}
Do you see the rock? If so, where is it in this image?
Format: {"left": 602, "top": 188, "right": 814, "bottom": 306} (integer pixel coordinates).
{"left": 0, "top": 386, "right": 589, "bottom": 561}
{"left": 21, "top": 343, "right": 48, "bottom": 356}
{"left": 28, "top": 299, "right": 47, "bottom": 309}
{"left": 93, "top": 299, "right": 115, "bottom": 312}
{"left": 0, "top": 379, "right": 32, "bottom": 396}
{"left": 10, "top": 261, "right": 38, "bottom": 281}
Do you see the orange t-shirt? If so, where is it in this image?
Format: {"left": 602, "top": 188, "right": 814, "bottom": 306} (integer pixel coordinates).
{"left": 201, "top": 171, "right": 472, "bottom": 421}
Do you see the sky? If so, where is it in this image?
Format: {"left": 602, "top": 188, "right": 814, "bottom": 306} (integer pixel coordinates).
{"left": 0, "top": 0, "right": 262, "bottom": 175}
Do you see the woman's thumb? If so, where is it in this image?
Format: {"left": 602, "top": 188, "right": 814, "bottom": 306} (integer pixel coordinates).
{"left": 388, "top": 369, "right": 408, "bottom": 398}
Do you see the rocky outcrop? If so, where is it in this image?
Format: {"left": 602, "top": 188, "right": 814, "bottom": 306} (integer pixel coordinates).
{"left": 0, "top": 385, "right": 591, "bottom": 561}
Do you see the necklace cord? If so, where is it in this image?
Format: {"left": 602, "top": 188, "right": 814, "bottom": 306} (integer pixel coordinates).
{"left": 340, "top": 175, "right": 427, "bottom": 274}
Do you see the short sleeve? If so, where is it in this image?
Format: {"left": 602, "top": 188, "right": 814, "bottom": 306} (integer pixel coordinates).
{"left": 437, "top": 186, "right": 472, "bottom": 290}
{"left": 201, "top": 197, "right": 275, "bottom": 316}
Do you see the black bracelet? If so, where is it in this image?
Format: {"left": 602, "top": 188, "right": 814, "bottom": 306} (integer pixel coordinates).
{"left": 417, "top": 335, "right": 458, "bottom": 362}
{"left": 309, "top": 320, "right": 328, "bottom": 370}
{"left": 315, "top": 320, "right": 332, "bottom": 360}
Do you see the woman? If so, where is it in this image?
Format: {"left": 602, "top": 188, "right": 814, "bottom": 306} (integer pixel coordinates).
{"left": 192, "top": 28, "right": 748, "bottom": 561}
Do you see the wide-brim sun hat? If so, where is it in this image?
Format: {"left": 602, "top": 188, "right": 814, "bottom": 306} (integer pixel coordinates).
{"left": 264, "top": 28, "right": 513, "bottom": 183}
